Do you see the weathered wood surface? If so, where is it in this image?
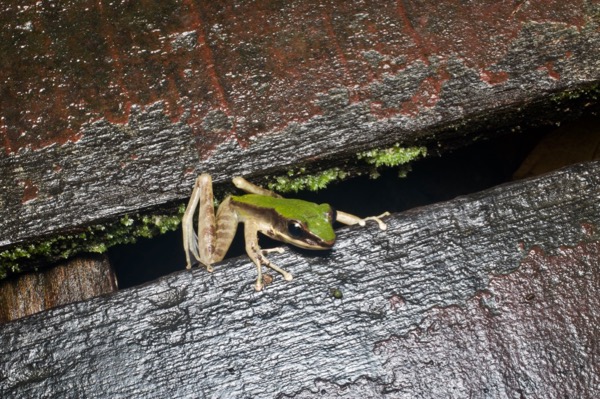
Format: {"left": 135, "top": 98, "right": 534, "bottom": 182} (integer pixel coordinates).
{"left": 1, "top": 0, "right": 600, "bottom": 251}
{"left": 1, "top": 161, "right": 599, "bottom": 398}
{"left": 0, "top": 255, "right": 117, "bottom": 323}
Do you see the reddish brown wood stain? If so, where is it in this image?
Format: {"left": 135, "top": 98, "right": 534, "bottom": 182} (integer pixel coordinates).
{"left": 480, "top": 70, "right": 510, "bottom": 85}
{"left": 543, "top": 61, "right": 561, "bottom": 80}
{"left": 21, "top": 179, "right": 39, "bottom": 203}
{"left": 0, "top": 0, "right": 589, "bottom": 155}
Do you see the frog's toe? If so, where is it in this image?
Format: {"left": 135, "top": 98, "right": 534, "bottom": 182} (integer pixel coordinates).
{"left": 282, "top": 271, "right": 293, "bottom": 281}
{"left": 261, "top": 247, "right": 285, "bottom": 255}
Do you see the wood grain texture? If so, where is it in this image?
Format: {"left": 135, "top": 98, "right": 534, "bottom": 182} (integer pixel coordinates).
{"left": 0, "top": 255, "right": 117, "bottom": 323}
{"left": 1, "top": 0, "right": 600, "bottom": 252}
{"left": 1, "top": 161, "right": 599, "bottom": 398}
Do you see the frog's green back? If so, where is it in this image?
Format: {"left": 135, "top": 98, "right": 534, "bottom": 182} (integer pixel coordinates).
{"left": 232, "top": 194, "right": 335, "bottom": 241}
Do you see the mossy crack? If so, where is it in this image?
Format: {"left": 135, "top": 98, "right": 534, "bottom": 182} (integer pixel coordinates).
{"left": 267, "top": 144, "right": 427, "bottom": 193}
{"left": 0, "top": 204, "right": 185, "bottom": 280}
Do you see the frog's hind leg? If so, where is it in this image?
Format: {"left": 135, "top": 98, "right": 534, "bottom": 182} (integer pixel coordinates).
{"left": 183, "top": 175, "right": 209, "bottom": 270}
{"left": 211, "top": 197, "right": 239, "bottom": 264}
{"left": 183, "top": 174, "right": 241, "bottom": 273}
{"left": 182, "top": 174, "right": 220, "bottom": 271}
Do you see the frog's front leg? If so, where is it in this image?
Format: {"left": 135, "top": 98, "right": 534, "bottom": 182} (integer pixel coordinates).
{"left": 232, "top": 176, "right": 282, "bottom": 198}
{"left": 336, "top": 210, "right": 390, "bottom": 230}
{"left": 243, "top": 222, "right": 293, "bottom": 291}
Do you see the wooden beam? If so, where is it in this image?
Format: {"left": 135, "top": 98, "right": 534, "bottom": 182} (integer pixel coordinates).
{"left": 1, "top": 161, "right": 598, "bottom": 397}
{"left": 1, "top": 1, "right": 599, "bottom": 254}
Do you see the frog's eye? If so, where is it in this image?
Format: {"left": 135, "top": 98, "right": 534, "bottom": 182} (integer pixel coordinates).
{"left": 287, "top": 220, "right": 305, "bottom": 238}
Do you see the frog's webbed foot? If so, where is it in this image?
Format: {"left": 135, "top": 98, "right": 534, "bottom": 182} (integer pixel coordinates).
{"left": 336, "top": 211, "right": 390, "bottom": 230}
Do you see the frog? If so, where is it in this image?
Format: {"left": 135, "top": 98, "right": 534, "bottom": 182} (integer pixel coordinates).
{"left": 182, "top": 174, "right": 389, "bottom": 291}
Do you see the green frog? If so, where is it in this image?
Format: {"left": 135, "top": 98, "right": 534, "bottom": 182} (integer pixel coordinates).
{"left": 183, "top": 174, "right": 388, "bottom": 291}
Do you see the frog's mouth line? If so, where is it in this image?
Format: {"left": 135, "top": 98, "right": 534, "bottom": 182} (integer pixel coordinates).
{"left": 294, "top": 236, "right": 335, "bottom": 250}
{"left": 268, "top": 230, "right": 334, "bottom": 250}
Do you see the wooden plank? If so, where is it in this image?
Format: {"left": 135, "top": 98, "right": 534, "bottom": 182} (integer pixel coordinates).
{"left": 1, "top": 161, "right": 598, "bottom": 397}
{"left": 1, "top": 0, "right": 600, "bottom": 253}
{"left": 0, "top": 255, "right": 117, "bottom": 323}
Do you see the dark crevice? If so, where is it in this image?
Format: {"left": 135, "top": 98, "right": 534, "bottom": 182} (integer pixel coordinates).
{"left": 109, "top": 113, "right": 599, "bottom": 289}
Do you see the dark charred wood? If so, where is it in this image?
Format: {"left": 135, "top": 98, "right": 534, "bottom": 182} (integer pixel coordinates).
{"left": 1, "top": 161, "right": 598, "bottom": 398}
{"left": 1, "top": 1, "right": 600, "bottom": 256}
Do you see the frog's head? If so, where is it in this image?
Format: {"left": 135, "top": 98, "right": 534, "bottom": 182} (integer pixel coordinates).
{"left": 269, "top": 200, "right": 336, "bottom": 250}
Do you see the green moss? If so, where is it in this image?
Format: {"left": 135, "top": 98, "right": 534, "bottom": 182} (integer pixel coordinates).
{"left": 357, "top": 144, "right": 427, "bottom": 178}
{"left": 267, "top": 167, "right": 348, "bottom": 193}
{"left": 88, "top": 243, "right": 108, "bottom": 254}
{"left": 549, "top": 83, "right": 599, "bottom": 104}
{"left": 120, "top": 215, "right": 134, "bottom": 226}
{"left": 357, "top": 145, "right": 427, "bottom": 168}
{"left": 0, "top": 205, "right": 185, "bottom": 280}
{"left": 267, "top": 144, "right": 427, "bottom": 193}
